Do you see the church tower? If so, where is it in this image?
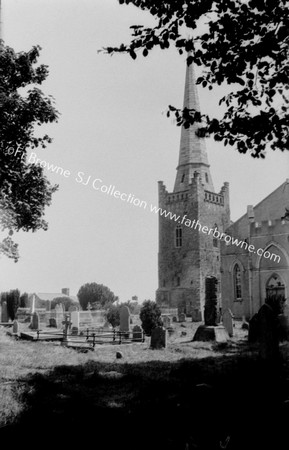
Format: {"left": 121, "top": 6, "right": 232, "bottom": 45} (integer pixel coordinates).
{"left": 156, "top": 60, "right": 230, "bottom": 320}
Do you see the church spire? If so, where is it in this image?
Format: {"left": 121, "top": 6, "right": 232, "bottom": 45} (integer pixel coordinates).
{"left": 173, "top": 59, "right": 214, "bottom": 193}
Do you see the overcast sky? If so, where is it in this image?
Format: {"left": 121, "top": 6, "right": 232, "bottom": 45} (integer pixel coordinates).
{"left": 1, "top": 0, "right": 289, "bottom": 302}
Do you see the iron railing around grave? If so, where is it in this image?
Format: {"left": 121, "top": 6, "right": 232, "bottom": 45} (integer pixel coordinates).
{"left": 35, "top": 327, "right": 145, "bottom": 347}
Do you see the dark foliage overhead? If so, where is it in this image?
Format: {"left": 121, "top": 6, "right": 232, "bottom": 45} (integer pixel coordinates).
{"left": 0, "top": 42, "right": 59, "bottom": 260}
{"left": 104, "top": 0, "right": 289, "bottom": 158}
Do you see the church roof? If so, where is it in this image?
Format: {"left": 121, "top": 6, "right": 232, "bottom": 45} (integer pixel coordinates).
{"left": 29, "top": 292, "right": 78, "bottom": 302}
{"left": 227, "top": 179, "right": 289, "bottom": 233}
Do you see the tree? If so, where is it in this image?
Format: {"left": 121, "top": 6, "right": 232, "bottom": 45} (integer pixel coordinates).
{"left": 106, "top": 304, "right": 121, "bottom": 328}
{"left": 121, "top": 300, "right": 141, "bottom": 315}
{"left": 51, "top": 296, "right": 77, "bottom": 311}
{"left": 6, "top": 289, "right": 20, "bottom": 320}
{"left": 0, "top": 42, "right": 59, "bottom": 261}
{"left": 104, "top": 0, "right": 289, "bottom": 158}
{"left": 19, "top": 292, "right": 29, "bottom": 308}
{"left": 77, "top": 282, "right": 119, "bottom": 311}
{"left": 139, "top": 300, "right": 162, "bottom": 336}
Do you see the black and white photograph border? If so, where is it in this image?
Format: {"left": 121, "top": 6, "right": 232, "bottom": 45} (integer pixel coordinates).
{"left": 0, "top": 1, "right": 289, "bottom": 449}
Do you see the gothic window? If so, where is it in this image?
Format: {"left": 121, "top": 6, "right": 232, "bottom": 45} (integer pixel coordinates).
{"left": 163, "top": 279, "right": 166, "bottom": 288}
{"left": 205, "top": 173, "right": 209, "bottom": 183}
{"left": 266, "top": 274, "right": 285, "bottom": 299}
{"left": 181, "top": 174, "right": 185, "bottom": 183}
{"left": 233, "top": 264, "right": 242, "bottom": 301}
{"left": 175, "top": 226, "right": 182, "bottom": 248}
{"left": 177, "top": 276, "right": 181, "bottom": 286}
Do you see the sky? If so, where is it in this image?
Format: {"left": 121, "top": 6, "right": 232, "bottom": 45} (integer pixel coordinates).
{"left": 1, "top": 0, "right": 289, "bottom": 302}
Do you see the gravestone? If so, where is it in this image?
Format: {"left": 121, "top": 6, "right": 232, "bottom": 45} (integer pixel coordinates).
{"left": 150, "top": 326, "right": 167, "bottom": 349}
{"left": 71, "top": 326, "right": 79, "bottom": 336}
{"left": 12, "top": 320, "right": 19, "bottom": 334}
{"left": 30, "top": 294, "right": 36, "bottom": 314}
{"left": 162, "top": 315, "right": 171, "bottom": 329}
{"left": 55, "top": 304, "right": 64, "bottom": 328}
{"left": 222, "top": 308, "right": 234, "bottom": 337}
{"left": 172, "top": 316, "right": 177, "bottom": 323}
{"left": 132, "top": 325, "right": 143, "bottom": 342}
{"left": 193, "top": 325, "right": 228, "bottom": 342}
{"left": 71, "top": 311, "right": 79, "bottom": 329}
{"left": 178, "top": 313, "right": 186, "bottom": 323}
{"left": 248, "top": 313, "right": 259, "bottom": 343}
{"left": 258, "top": 303, "right": 279, "bottom": 360}
{"left": 191, "top": 308, "right": 202, "bottom": 322}
{"left": 49, "top": 317, "right": 57, "bottom": 328}
{"left": 103, "top": 321, "right": 112, "bottom": 331}
{"left": 277, "top": 314, "right": 289, "bottom": 342}
{"left": 119, "top": 306, "right": 130, "bottom": 333}
{"left": 1, "top": 301, "right": 8, "bottom": 322}
{"left": 204, "top": 276, "right": 218, "bottom": 326}
{"left": 214, "top": 326, "right": 229, "bottom": 343}
{"left": 279, "top": 303, "right": 289, "bottom": 341}
{"left": 30, "top": 312, "right": 39, "bottom": 330}
{"left": 283, "top": 303, "right": 289, "bottom": 321}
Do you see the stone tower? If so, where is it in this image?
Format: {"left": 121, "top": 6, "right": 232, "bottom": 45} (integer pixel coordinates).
{"left": 156, "top": 60, "right": 230, "bottom": 320}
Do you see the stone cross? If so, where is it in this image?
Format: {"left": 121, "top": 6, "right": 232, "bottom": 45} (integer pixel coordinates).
{"left": 31, "top": 294, "right": 36, "bottom": 314}
{"left": 62, "top": 315, "right": 72, "bottom": 345}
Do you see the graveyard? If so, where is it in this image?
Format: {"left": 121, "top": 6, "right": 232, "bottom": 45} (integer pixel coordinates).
{"left": 1, "top": 309, "right": 289, "bottom": 450}
{"left": 1, "top": 284, "right": 289, "bottom": 450}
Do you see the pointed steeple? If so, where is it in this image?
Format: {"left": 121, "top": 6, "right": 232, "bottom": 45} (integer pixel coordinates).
{"left": 173, "top": 59, "right": 214, "bottom": 192}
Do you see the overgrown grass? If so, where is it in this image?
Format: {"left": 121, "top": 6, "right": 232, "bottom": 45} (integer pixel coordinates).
{"left": 1, "top": 324, "right": 288, "bottom": 449}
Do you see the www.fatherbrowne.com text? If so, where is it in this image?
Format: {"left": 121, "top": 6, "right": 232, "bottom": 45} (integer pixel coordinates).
{"left": 10, "top": 150, "right": 281, "bottom": 264}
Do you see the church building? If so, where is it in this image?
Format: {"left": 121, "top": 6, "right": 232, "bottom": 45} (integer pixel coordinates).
{"left": 155, "top": 61, "right": 230, "bottom": 319}
{"left": 156, "top": 58, "right": 289, "bottom": 322}
{"left": 221, "top": 182, "right": 289, "bottom": 320}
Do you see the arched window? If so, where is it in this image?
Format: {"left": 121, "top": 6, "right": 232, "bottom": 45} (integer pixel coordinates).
{"left": 181, "top": 173, "right": 185, "bottom": 183}
{"left": 233, "top": 264, "right": 242, "bottom": 300}
{"left": 266, "top": 274, "right": 285, "bottom": 299}
{"left": 175, "top": 226, "right": 182, "bottom": 248}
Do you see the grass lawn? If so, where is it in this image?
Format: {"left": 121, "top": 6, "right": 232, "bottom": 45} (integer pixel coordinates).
{"left": 0, "top": 321, "right": 289, "bottom": 450}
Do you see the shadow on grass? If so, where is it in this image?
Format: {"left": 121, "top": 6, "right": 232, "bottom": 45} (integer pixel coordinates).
{"left": 1, "top": 351, "right": 289, "bottom": 450}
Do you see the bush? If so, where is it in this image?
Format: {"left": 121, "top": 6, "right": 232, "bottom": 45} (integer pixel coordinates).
{"left": 6, "top": 289, "right": 20, "bottom": 320}
{"left": 51, "top": 297, "right": 77, "bottom": 311}
{"left": 139, "top": 300, "right": 162, "bottom": 336}
{"left": 265, "top": 294, "right": 286, "bottom": 315}
{"left": 19, "top": 292, "right": 29, "bottom": 308}
{"left": 106, "top": 305, "right": 120, "bottom": 328}
{"left": 77, "top": 282, "right": 118, "bottom": 311}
